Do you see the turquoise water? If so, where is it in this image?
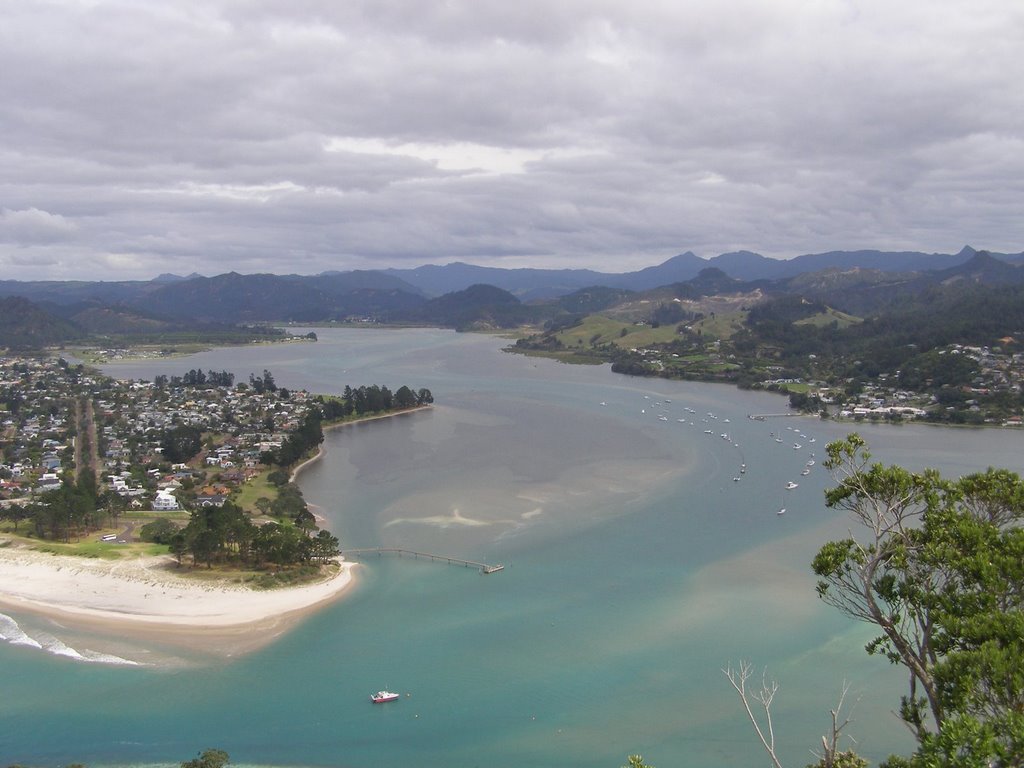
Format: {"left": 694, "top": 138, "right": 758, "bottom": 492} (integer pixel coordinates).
{"left": 3, "top": 328, "right": 1023, "bottom": 767}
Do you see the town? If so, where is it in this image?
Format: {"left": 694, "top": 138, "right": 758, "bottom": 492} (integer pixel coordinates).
{"left": 0, "top": 355, "right": 432, "bottom": 526}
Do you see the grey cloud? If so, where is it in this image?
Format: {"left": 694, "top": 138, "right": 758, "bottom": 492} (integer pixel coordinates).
{"left": 0, "top": 208, "right": 78, "bottom": 244}
{"left": 0, "top": 0, "right": 1021, "bottom": 281}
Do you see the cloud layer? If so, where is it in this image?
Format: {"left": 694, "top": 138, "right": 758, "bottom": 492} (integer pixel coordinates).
{"left": 2, "top": 0, "right": 1022, "bottom": 280}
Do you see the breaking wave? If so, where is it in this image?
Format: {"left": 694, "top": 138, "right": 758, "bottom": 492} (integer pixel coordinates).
{"left": 0, "top": 612, "right": 139, "bottom": 665}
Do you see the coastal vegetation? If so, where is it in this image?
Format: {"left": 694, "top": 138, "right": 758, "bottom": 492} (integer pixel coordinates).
{"left": 2, "top": 248, "right": 1023, "bottom": 424}
{"left": 514, "top": 278, "right": 1024, "bottom": 425}
{"left": 726, "top": 434, "right": 1024, "bottom": 768}
{"left": 0, "top": 359, "right": 432, "bottom": 583}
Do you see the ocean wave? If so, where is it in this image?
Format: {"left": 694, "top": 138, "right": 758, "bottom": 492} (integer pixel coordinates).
{"left": 0, "top": 613, "right": 139, "bottom": 665}
{"left": 0, "top": 612, "right": 43, "bottom": 648}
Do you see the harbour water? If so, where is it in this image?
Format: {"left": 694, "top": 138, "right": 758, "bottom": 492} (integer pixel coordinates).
{"left": 3, "top": 327, "right": 1023, "bottom": 767}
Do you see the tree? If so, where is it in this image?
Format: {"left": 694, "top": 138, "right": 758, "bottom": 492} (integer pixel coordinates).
{"left": 160, "top": 425, "right": 203, "bottom": 463}
{"left": 724, "top": 661, "right": 865, "bottom": 768}
{"left": 813, "top": 434, "right": 1024, "bottom": 766}
{"left": 394, "top": 385, "right": 417, "bottom": 408}
{"left": 294, "top": 507, "right": 317, "bottom": 537}
{"left": 181, "top": 748, "right": 230, "bottom": 768}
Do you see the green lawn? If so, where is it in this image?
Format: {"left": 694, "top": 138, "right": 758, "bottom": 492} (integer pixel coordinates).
{"left": 233, "top": 469, "right": 276, "bottom": 513}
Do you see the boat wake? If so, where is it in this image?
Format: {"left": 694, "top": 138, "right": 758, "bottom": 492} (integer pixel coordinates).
{"left": 0, "top": 613, "right": 140, "bottom": 665}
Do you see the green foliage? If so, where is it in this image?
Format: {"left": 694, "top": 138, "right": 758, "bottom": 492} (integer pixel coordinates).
{"left": 805, "top": 751, "right": 868, "bottom": 768}
{"left": 138, "top": 517, "right": 179, "bottom": 544}
{"left": 160, "top": 425, "right": 203, "bottom": 463}
{"left": 30, "top": 481, "right": 101, "bottom": 542}
{"left": 271, "top": 410, "right": 323, "bottom": 466}
{"left": 181, "top": 748, "right": 230, "bottom": 768}
{"left": 622, "top": 756, "right": 654, "bottom": 768}
{"left": 266, "top": 468, "right": 290, "bottom": 487}
{"left": 816, "top": 434, "right": 1024, "bottom": 765}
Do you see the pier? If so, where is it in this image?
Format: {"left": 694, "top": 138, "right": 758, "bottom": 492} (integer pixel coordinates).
{"left": 343, "top": 547, "right": 504, "bottom": 574}
{"left": 748, "top": 413, "right": 802, "bottom": 420}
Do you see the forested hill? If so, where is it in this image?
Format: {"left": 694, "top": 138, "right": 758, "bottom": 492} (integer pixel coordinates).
{"left": 0, "top": 296, "right": 84, "bottom": 349}
{"left": 1, "top": 249, "right": 1023, "bottom": 350}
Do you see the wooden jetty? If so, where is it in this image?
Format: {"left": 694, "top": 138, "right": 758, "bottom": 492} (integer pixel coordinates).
{"left": 748, "top": 413, "right": 802, "bottom": 420}
{"left": 343, "top": 547, "right": 505, "bottom": 574}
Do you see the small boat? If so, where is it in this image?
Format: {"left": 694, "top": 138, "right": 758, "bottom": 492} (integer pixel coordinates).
{"left": 801, "top": 469, "right": 810, "bottom": 476}
{"left": 371, "top": 690, "right": 400, "bottom": 703}
{"left": 806, "top": 460, "right": 815, "bottom": 466}
{"left": 777, "top": 508, "right": 786, "bottom": 515}
{"left": 785, "top": 481, "right": 799, "bottom": 490}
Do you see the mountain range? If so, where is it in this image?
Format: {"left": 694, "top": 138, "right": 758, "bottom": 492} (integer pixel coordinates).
{"left": 0, "top": 246, "right": 1022, "bottom": 345}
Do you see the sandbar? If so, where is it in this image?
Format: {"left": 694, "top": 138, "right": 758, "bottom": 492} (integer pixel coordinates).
{"left": 0, "top": 541, "right": 357, "bottom": 657}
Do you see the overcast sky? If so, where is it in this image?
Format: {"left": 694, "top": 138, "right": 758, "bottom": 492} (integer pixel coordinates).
{"left": 2, "top": 1, "right": 1022, "bottom": 281}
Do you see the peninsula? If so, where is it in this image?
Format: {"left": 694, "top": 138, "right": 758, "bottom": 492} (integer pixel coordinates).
{"left": 0, "top": 357, "right": 434, "bottom": 657}
{"left": 0, "top": 543, "right": 356, "bottom": 656}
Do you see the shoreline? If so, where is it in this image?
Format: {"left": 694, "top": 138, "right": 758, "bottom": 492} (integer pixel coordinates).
{"left": 290, "top": 405, "right": 432, "bottom": 482}
{"left": 0, "top": 408, "right": 429, "bottom": 659}
{"left": 0, "top": 542, "right": 357, "bottom": 658}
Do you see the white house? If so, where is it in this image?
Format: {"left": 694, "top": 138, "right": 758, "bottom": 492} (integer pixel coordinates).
{"left": 152, "top": 490, "right": 180, "bottom": 511}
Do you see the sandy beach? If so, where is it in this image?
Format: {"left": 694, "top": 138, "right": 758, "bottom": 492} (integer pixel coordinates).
{"left": 0, "top": 541, "right": 357, "bottom": 657}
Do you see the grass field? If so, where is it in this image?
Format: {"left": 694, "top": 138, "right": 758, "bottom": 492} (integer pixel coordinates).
{"left": 555, "top": 310, "right": 748, "bottom": 347}
{"left": 794, "top": 308, "right": 862, "bottom": 328}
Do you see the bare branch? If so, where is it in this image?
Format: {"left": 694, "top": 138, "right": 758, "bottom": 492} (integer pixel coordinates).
{"left": 723, "top": 661, "right": 786, "bottom": 768}
{"left": 810, "top": 681, "right": 861, "bottom": 768}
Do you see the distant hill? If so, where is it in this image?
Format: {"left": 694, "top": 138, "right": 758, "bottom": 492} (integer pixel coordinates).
{"left": 786, "top": 251, "right": 1024, "bottom": 315}
{"left": 410, "top": 284, "right": 539, "bottom": 330}
{"left": 1, "top": 246, "right": 1022, "bottom": 348}
{"left": 141, "top": 271, "right": 426, "bottom": 323}
{"left": 0, "top": 296, "right": 85, "bottom": 349}
{"left": 382, "top": 246, "right": 1017, "bottom": 296}
{"left": 381, "top": 262, "right": 608, "bottom": 301}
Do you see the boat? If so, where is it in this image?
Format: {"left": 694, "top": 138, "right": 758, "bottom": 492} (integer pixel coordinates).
{"left": 777, "top": 508, "right": 786, "bottom": 515}
{"left": 371, "top": 690, "right": 400, "bottom": 703}
{"left": 806, "top": 460, "right": 815, "bottom": 466}
{"left": 801, "top": 469, "right": 810, "bottom": 476}
{"left": 785, "top": 481, "right": 799, "bottom": 490}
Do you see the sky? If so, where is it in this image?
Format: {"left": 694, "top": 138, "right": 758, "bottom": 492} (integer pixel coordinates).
{"left": 1, "top": 0, "right": 1022, "bottom": 281}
